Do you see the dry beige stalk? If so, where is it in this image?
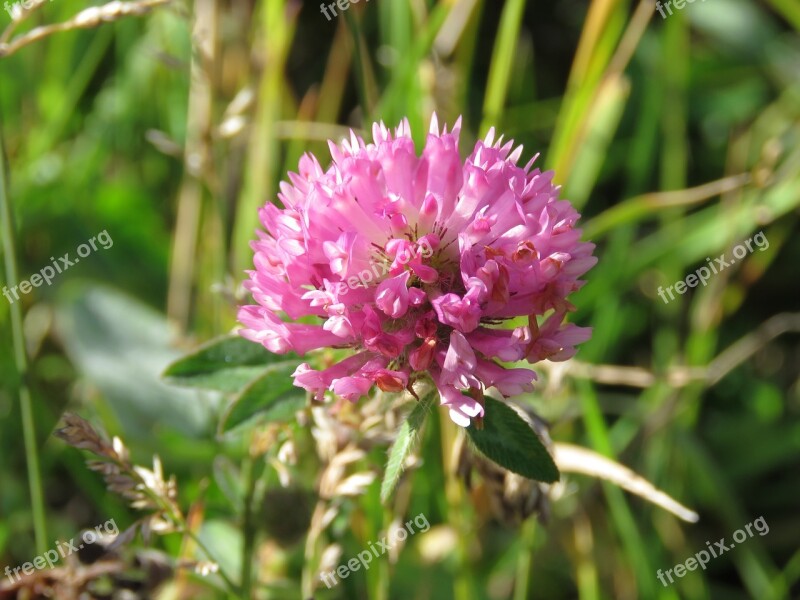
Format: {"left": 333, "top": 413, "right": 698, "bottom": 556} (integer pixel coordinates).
{"left": 0, "top": 0, "right": 170, "bottom": 58}
{"left": 457, "top": 400, "right": 699, "bottom": 524}
{"left": 553, "top": 443, "right": 699, "bottom": 523}
{"left": 301, "top": 389, "right": 416, "bottom": 597}
{"left": 55, "top": 413, "right": 183, "bottom": 539}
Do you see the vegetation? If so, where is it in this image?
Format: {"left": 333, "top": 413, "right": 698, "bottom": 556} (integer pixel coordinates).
{"left": 1, "top": 0, "right": 798, "bottom": 598}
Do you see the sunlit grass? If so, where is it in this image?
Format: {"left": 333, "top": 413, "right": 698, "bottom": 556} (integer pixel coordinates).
{"left": 0, "top": 0, "right": 798, "bottom": 598}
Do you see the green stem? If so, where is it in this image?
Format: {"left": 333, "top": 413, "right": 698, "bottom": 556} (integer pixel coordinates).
{"left": 344, "top": 8, "right": 377, "bottom": 119}
{"left": 113, "top": 458, "right": 241, "bottom": 596}
{"left": 185, "top": 528, "right": 241, "bottom": 595}
{"left": 481, "top": 0, "right": 527, "bottom": 134}
{"left": 440, "top": 414, "right": 474, "bottom": 600}
{"left": 513, "top": 518, "right": 537, "bottom": 600}
{"left": 0, "top": 125, "right": 48, "bottom": 554}
{"left": 240, "top": 456, "right": 260, "bottom": 599}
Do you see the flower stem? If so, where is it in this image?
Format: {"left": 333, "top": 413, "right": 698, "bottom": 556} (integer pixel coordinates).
{"left": 0, "top": 127, "right": 48, "bottom": 554}
{"left": 513, "top": 518, "right": 537, "bottom": 600}
{"left": 240, "top": 456, "right": 259, "bottom": 599}
{"left": 440, "top": 414, "right": 474, "bottom": 600}
{"left": 184, "top": 528, "right": 241, "bottom": 595}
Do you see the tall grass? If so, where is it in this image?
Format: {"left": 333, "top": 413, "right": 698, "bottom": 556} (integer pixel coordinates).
{"left": 0, "top": 0, "right": 798, "bottom": 598}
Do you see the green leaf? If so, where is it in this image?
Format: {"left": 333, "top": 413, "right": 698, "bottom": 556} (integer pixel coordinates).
{"left": 56, "top": 284, "right": 215, "bottom": 437}
{"left": 380, "top": 393, "right": 435, "bottom": 504}
{"left": 213, "top": 456, "right": 244, "bottom": 509}
{"left": 162, "top": 334, "right": 296, "bottom": 393}
{"left": 466, "top": 396, "right": 560, "bottom": 483}
{"left": 219, "top": 364, "right": 307, "bottom": 433}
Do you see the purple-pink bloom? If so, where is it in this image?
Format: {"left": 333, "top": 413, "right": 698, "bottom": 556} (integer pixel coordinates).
{"left": 239, "top": 115, "right": 596, "bottom": 426}
{"left": 375, "top": 271, "right": 411, "bottom": 318}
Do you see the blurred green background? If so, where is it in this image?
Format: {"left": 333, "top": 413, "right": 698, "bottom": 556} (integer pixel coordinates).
{"left": 1, "top": 0, "right": 799, "bottom": 598}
